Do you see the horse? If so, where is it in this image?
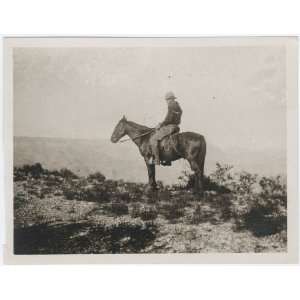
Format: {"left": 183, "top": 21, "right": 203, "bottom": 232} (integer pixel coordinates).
{"left": 111, "top": 116, "right": 206, "bottom": 194}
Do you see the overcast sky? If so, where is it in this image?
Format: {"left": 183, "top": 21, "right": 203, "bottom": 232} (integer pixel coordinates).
{"left": 14, "top": 46, "right": 286, "bottom": 152}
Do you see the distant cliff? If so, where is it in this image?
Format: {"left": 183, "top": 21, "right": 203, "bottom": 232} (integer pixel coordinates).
{"left": 14, "top": 136, "right": 286, "bottom": 184}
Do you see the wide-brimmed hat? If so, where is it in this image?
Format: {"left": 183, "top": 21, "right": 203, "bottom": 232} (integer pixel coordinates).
{"left": 165, "top": 91, "right": 177, "bottom": 100}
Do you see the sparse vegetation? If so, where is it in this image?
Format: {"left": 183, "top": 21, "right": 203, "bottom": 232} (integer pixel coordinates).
{"left": 133, "top": 205, "right": 158, "bottom": 223}
{"left": 160, "top": 201, "right": 185, "bottom": 222}
{"left": 107, "top": 201, "right": 129, "bottom": 216}
{"left": 13, "top": 162, "right": 287, "bottom": 254}
{"left": 87, "top": 172, "right": 106, "bottom": 182}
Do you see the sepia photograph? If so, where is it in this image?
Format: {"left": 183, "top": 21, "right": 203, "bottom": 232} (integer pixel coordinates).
{"left": 3, "top": 37, "right": 298, "bottom": 264}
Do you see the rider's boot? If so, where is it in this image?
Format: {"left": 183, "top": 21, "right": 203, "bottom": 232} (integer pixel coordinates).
{"left": 148, "top": 157, "right": 154, "bottom": 164}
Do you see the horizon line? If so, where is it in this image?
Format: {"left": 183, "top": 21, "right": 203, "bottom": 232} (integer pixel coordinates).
{"left": 14, "top": 135, "right": 286, "bottom": 153}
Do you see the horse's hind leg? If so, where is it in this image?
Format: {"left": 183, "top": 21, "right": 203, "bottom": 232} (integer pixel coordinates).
{"left": 145, "top": 160, "right": 157, "bottom": 191}
{"left": 198, "top": 140, "right": 206, "bottom": 195}
{"left": 188, "top": 159, "right": 203, "bottom": 195}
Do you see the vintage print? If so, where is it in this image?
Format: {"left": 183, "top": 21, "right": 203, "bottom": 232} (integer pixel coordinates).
{"left": 4, "top": 37, "right": 298, "bottom": 264}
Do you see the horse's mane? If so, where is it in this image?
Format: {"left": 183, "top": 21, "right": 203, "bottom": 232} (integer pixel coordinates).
{"left": 126, "top": 120, "right": 153, "bottom": 133}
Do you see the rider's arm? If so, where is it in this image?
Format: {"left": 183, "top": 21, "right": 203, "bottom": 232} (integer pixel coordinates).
{"left": 160, "top": 101, "right": 181, "bottom": 126}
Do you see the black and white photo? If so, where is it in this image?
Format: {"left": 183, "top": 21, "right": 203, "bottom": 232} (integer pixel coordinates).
{"left": 3, "top": 37, "right": 298, "bottom": 264}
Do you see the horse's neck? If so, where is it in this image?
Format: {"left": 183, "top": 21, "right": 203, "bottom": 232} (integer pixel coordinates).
{"left": 125, "top": 122, "right": 150, "bottom": 147}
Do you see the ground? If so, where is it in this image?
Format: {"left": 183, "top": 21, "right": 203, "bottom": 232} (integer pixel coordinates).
{"left": 13, "top": 165, "right": 287, "bottom": 254}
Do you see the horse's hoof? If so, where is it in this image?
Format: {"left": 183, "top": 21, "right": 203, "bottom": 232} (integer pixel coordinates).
{"left": 193, "top": 190, "right": 204, "bottom": 198}
{"left": 145, "top": 185, "right": 157, "bottom": 195}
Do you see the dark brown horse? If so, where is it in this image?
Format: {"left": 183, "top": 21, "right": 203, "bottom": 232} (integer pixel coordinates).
{"left": 111, "top": 116, "right": 206, "bottom": 194}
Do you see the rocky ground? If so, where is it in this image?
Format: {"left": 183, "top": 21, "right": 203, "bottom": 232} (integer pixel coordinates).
{"left": 13, "top": 163, "right": 287, "bottom": 254}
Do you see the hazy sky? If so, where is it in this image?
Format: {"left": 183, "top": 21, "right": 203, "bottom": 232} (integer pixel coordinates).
{"left": 14, "top": 46, "right": 286, "bottom": 152}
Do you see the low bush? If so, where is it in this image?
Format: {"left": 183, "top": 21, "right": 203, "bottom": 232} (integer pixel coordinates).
{"left": 107, "top": 202, "right": 129, "bottom": 216}
{"left": 158, "top": 189, "right": 172, "bottom": 201}
{"left": 130, "top": 204, "right": 158, "bottom": 223}
{"left": 59, "top": 168, "right": 79, "bottom": 180}
{"left": 160, "top": 202, "right": 185, "bottom": 222}
{"left": 14, "top": 163, "right": 44, "bottom": 180}
{"left": 14, "top": 192, "right": 28, "bottom": 209}
{"left": 96, "top": 220, "right": 157, "bottom": 253}
{"left": 115, "top": 191, "right": 131, "bottom": 202}
{"left": 210, "top": 163, "right": 234, "bottom": 187}
{"left": 259, "top": 176, "right": 287, "bottom": 202}
{"left": 62, "top": 187, "right": 79, "bottom": 200}
{"left": 130, "top": 203, "right": 142, "bottom": 218}
{"left": 14, "top": 220, "right": 158, "bottom": 254}
{"left": 87, "top": 172, "right": 106, "bottom": 182}
{"left": 230, "top": 175, "right": 287, "bottom": 236}
{"left": 230, "top": 172, "right": 258, "bottom": 195}
{"left": 187, "top": 204, "right": 202, "bottom": 224}
{"left": 82, "top": 184, "right": 111, "bottom": 202}
{"left": 207, "top": 193, "right": 232, "bottom": 222}
{"left": 178, "top": 169, "right": 231, "bottom": 193}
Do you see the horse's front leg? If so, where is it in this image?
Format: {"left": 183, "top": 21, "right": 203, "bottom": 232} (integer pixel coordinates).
{"left": 145, "top": 159, "right": 157, "bottom": 190}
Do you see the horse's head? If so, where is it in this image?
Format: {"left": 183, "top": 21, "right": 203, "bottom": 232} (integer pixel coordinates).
{"left": 111, "top": 115, "right": 127, "bottom": 143}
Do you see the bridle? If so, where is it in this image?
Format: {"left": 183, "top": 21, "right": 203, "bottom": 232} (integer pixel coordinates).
{"left": 118, "top": 129, "right": 155, "bottom": 143}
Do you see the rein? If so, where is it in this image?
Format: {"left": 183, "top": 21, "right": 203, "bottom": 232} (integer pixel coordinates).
{"left": 119, "top": 129, "right": 155, "bottom": 143}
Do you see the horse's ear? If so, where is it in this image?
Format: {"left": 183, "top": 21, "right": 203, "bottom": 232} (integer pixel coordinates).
{"left": 122, "top": 115, "right": 127, "bottom": 121}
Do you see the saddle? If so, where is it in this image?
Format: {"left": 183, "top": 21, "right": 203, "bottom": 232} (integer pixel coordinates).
{"left": 161, "top": 160, "right": 172, "bottom": 166}
{"left": 156, "top": 134, "right": 178, "bottom": 166}
{"left": 147, "top": 125, "right": 179, "bottom": 166}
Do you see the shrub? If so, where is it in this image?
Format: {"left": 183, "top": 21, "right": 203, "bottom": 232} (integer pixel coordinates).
{"left": 130, "top": 204, "right": 158, "bottom": 223}
{"left": 14, "top": 163, "right": 44, "bottom": 180}
{"left": 188, "top": 204, "right": 202, "bottom": 224}
{"left": 139, "top": 208, "right": 158, "bottom": 222}
{"left": 14, "top": 167, "right": 26, "bottom": 181}
{"left": 259, "top": 176, "right": 287, "bottom": 202}
{"left": 160, "top": 202, "right": 185, "bottom": 222}
{"left": 203, "top": 176, "right": 231, "bottom": 193}
{"left": 187, "top": 204, "right": 216, "bottom": 224}
{"left": 231, "top": 172, "right": 258, "bottom": 195}
{"left": 59, "top": 168, "right": 78, "bottom": 180}
{"left": 158, "top": 189, "right": 172, "bottom": 201}
{"left": 28, "top": 163, "right": 44, "bottom": 178}
{"left": 178, "top": 171, "right": 199, "bottom": 190}
{"left": 62, "top": 187, "right": 79, "bottom": 200}
{"left": 116, "top": 191, "right": 131, "bottom": 202}
{"left": 108, "top": 202, "right": 129, "bottom": 216}
{"left": 14, "top": 220, "right": 158, "bottom": 254}
{"left": 172, "top": 197, "right": 189, "bottom": 209}
{"left": 14, "top": 192, "right": 28, "bottom": 209}
{"left": 210, "top": 163, "right": 234, "bottom": 187}
{"left": 48, "top": 169, "right": 61, "bottom": 177}
{"left": 178, "top": 168, "right": 231, "bottom": 193}
{"left": 62, "top": 180, "right": 112, "bottom": 202}
{"left": 230, "top": 175, "right": 287, "bottom": 236}
{"left": 82, "top": 184, "right": 111, "bottom": 202}
{"left": 87, "top": 172, "right": 106, "bottom": 182}
{"left": 100, "top": 220, "right": 157, "bottom": 253}
{"left": 104, "top": 180, "right": 118, "bottom": 192}
{"left": 244, "top": 201, "right": 286, "bottom": 236}
{"left": 45, "top": 174, "right": 63, "bottom": 187}
{"left": 123, "top": 183, "right": 144, "bottom": 199}
{"left": 130, "top": 203, "right": 142, "bottom": 218}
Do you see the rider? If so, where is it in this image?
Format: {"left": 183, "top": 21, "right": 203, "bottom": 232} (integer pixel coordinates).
{"left": 149, "top": 91, "right": 182, "bottom": 165}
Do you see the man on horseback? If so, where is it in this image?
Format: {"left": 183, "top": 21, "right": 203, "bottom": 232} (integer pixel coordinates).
{"left": 149, "top": 91, "right": 182, "bottom": 165}
{"left": 111, "top": 94, "right": 205, "bottom": 193}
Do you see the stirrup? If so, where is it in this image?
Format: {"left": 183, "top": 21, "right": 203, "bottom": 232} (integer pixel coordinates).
{"left": 154, "top": 158, "right": 160, "bottom": 165}
{"left": 148, "top": 157, "right": 154, "bottom": 164}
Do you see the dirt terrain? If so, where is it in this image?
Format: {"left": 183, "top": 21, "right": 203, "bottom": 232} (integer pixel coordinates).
{"left": 14, "top": 163, "right": 287, "bottom": 254}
